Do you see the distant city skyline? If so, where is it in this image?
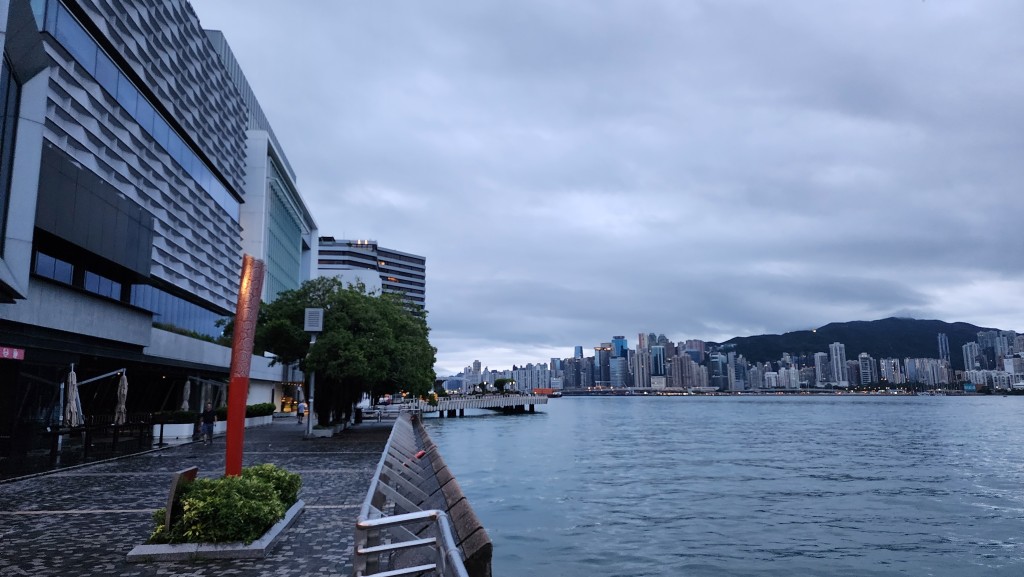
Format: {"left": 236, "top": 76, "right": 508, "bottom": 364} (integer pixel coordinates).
{"left": 443, "top": 325, "right": 1024, "bottom": 394}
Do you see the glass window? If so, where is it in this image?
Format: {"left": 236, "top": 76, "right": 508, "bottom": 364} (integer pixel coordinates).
{"left": 93, "top": 51, "right": 118, "bottom": 94}
{"left": 135, "top": 97, "right": 155, "bottom": 135}
{"left": 197, "top": 164, "right": 212, "bottom": 191}
{"left": 167, "top": 132, "right": 183, "bottom": 164}
{"left": 35, "top": 253, "right": 56, "bottom": 278}
{"left": 30, "top": 0, "right": 46, "bottom": 28}
{"left": 54, "top": 5, "right": 96, "bottom": 72}
{"left": 115, "top": 75, "right": 137, "bottom": 116}
{"left": 152, "top": 116, "right": 169, "bottom": 149}
{"left": 53, "top": 257, "right": 72, "bottom": 284}
{"left": 98, "top": 275, "right": 112, "bottom": 297}
{"left": 85, "top": 271, "right": 99, "bottom": 293}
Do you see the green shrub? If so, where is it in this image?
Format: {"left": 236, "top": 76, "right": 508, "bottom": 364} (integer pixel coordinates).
{"left": 215, "top": 406, "right": 228, "bottom": 420}
{"left": 153, "top": 410, "right": 199, "bottom": 424}
{"left": 245, "top": 402, "right": 276, "bottom": 417}
{"left": 149, "top": 476, "right": 284, "bottom": 545}
{"left": 241, "top": 464, "right": 301, "bottom": 506}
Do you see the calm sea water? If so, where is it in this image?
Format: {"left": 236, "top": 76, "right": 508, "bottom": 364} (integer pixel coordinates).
{"left": 424, "top": 396, "right": 1024, "bottom": 577}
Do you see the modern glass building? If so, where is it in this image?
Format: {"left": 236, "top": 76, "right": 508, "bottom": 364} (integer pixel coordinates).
{"left": 206, "top": 30, "right": 317, "bottom": 304}
{"left": 0, "top": 0, "right": 317, "bottom": 475}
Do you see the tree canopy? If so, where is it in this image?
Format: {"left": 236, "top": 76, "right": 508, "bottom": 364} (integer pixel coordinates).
{"left": 255, "top": 277, "right": 436, "bottom": 424}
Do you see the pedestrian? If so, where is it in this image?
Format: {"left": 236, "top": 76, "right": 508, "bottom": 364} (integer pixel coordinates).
{"left": 200, "top": 402, "right": 216, "bottom": 444}
{"left": 297, "top": 400, "right": 307, "bottom": 424}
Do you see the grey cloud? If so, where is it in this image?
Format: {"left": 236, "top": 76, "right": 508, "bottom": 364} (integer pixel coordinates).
{"left": 193, "top": 0, "right": 1024, "bottom": 372}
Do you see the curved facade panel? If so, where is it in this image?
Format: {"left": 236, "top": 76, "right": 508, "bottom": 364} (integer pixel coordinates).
{"left": 70, "top": 0, "right": 248, "bottom": 196}
{"left": 36, "top": 0, "right": 247, "bottom": 311}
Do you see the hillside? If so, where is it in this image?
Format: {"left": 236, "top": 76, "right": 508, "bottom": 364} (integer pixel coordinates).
{"left": 720, "top": 318, "right": 998, "bottom": 371}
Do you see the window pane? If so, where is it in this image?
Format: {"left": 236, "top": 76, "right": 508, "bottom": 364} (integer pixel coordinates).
{"left": 85, "top": 271, "right": 99, "bottom": 293}
{"left": 53, "top": 258, "right": 72, "bottom": 284}
{"left": 167, "top": 132, "right": 183, "bottom": 163}
{"left": 116, "top": 75, "right": 137, "bottom": 116}
{"left": 55, "top": 6, "right": 96, "bottom": 72}
{"left": 136, "top": 97, "right": 155, "bottom": 135}
{"left": 93, "top": 51, "right": 118, "bottom": 94}
{"left": 35, "top": 253, "right": 56, "bottom": 278}
{"left": 152, "top": 116, "right": 169, "bottom": 149}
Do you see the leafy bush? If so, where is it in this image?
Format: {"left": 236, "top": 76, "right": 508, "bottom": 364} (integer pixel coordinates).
{"left": 245, "top": 403, "right": 276, "bottom": 417}
{"left": 148, "top": 473, "right": 287, "bottom": 545}
{"left": 153, "top": 410, "right": 199, "bottom": 424}
{"left": 241, "top": 464, "right": 301, "bottom": 506}
{"left": 215, "top": 406, "right": 228, "bottom": 420}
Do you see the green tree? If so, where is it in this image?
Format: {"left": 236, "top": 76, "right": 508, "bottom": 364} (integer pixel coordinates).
{"left": 255, "top": 277, "right": 436, "bottom": 424}
{"left": 493, "top": 378, "right": 513, "bottom": 394}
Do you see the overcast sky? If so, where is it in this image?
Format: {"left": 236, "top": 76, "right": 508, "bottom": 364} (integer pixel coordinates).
{"left": 192, "top": 1, "right": 1024, "bottom": 375}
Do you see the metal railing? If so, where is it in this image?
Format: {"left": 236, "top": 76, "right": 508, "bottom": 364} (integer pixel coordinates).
{"left": 354, "top": 414, "right": 469, "bottom": 577}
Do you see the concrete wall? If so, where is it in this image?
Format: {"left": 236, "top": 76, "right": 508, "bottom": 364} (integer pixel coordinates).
{"left": 0, "top": 280, "right": 151, "bottom": 346}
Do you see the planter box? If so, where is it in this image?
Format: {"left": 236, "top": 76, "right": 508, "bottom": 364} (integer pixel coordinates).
{"left": 152, "top": 415, "right": 273, "bottom": 443}
{"left": 151, "top": 422, "right": 197, "bottom": 443}
{"left": 245, "top": 415, "right": 273, "bottom": 428}
{"left": 127, "top": 500, "right": 305, "bottom": 562}
{"left": 307, "top": 426, "right": 331, "bottom": 440}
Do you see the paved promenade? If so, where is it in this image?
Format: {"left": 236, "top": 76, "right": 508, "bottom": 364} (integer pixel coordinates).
{"left": 0, "top": 417, "right": 392, "bottom": 577}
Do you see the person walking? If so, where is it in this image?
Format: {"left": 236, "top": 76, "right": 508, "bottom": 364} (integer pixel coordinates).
{"left": 200, "top": 402, "right": 216, "bottom": 444}
{"left": 297, "top": 400, "right": 307, "bottom": 425}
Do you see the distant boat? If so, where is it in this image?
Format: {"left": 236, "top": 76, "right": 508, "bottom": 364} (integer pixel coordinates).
{"left": 547, "top": 391, "right": 563, "bottom": 398}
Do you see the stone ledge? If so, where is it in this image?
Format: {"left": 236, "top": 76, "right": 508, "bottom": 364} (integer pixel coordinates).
{"left": 126, "top": 499, "right": 305, "bottom": 562}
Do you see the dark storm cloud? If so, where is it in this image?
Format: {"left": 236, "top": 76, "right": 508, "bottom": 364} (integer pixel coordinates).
{"left": 193, "top": 0, "right": 1024, "bottom": 374}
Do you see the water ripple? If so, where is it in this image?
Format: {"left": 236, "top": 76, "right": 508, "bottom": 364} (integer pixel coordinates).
{"left": 426, "top": 396, "right": 1024, "bottom": 576}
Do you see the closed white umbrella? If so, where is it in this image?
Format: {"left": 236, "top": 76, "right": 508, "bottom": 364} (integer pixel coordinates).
{"left": 114, "top": 373, "right": 128, "bottom": 425}
{"left": 63, "top": 368, "right": 82, "bottom": 427}
{"left": 181, "top": 379, "right": 191, "bottom": 410}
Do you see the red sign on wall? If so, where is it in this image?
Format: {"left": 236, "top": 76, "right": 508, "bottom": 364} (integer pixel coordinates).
{"left": 1, "top": 346, "right": 25, "bottom": 360}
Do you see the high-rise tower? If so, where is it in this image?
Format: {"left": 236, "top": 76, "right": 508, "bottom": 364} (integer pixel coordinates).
{"left": 829, "top": 342, "right": 849, "bottom": 387}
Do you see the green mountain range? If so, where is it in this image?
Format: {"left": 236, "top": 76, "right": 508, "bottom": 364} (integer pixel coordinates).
{"left": 719, "top": 317, "right": 998, "bottom": 371}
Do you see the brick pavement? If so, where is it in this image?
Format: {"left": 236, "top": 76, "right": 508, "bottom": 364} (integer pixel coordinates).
{"left": 0, "top": 418, "right": 393, "bottom": 577}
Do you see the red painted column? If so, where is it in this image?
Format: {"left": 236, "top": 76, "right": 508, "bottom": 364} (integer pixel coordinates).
{"left": 225, "top": 255, "right": 265, "bottom": 477}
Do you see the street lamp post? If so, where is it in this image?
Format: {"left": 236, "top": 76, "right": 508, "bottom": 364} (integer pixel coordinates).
{"left": 304, "top": 308, "right": 323, "bottom": 439}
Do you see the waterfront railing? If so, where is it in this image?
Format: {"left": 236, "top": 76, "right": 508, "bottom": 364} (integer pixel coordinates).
{"left": 354, "top": 413, "right": 491, "bottom": 577}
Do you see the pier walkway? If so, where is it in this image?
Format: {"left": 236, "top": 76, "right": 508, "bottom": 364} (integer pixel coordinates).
{"left": 417, "top": 394, "right": 548, "bottom": 417}
{"left": 0, "top": 418, "right": 391, "bottom": 577}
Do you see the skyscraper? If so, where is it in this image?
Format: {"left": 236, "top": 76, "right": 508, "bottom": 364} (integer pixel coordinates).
{"left": 829, "top": 342, "right": 849, "bottom": 387}
{"left": 938, "top": 333, "right": 950, "bottom": 363}
{"left": 814, "top": 352, "right": 830, "bottom": 386}
{"left": 635, "top": 333, "right": 651, "bottom": 388}
{"left": 962, "top": 342, "right": 981, "bottom": 371}
{"left": 611, "top": 336, "right": 628, "bottom": 358}
{"left": 594, "top": 343, "right": 612, "bottom": 387}
{"left": 858, "top": 353, "right": 877, "bottom": 385}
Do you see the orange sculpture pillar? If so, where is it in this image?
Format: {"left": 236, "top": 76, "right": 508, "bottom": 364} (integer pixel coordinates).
{"left": 225, "top": 255, "right": 265, "bottom": 477}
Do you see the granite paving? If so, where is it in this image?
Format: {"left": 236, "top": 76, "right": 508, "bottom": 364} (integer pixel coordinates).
{"left": 0, "top": 418, "right": 393, "bottom": 577}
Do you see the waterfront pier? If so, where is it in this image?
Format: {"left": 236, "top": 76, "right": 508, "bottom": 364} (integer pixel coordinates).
{"left": 417, "top": 394, "right": 549, "bottom": 417}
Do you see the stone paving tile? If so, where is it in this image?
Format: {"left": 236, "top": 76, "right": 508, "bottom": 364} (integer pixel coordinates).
{"left": 0, "top": 420, "right": 392, "bottom": 577}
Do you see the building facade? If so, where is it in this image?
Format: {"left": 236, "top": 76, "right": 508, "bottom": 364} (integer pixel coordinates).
{"left": 0, "top": 0, "right": 317, "bottom": 474}
{"left": 316, "top": 237, "right": 426, "bottom": 310}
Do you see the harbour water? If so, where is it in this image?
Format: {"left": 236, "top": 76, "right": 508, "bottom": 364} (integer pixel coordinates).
{"left": 424, "top": 395, "right": 1024, "bottom": 576}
